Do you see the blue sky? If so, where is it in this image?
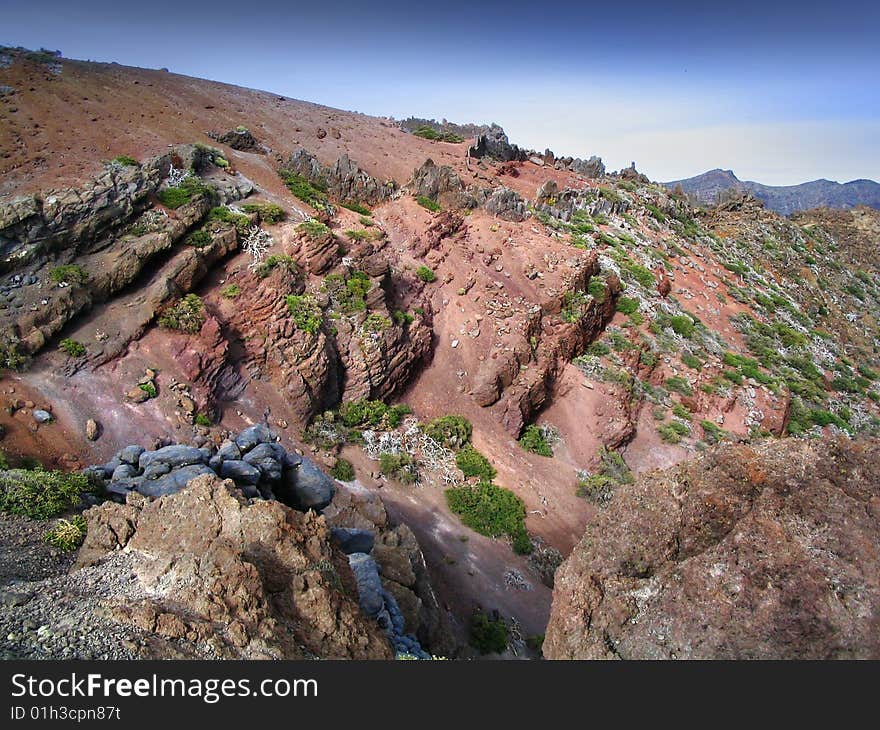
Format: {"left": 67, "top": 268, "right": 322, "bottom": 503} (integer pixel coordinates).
{"left": 4, "top": 0, "right": 879, "bottom": 184}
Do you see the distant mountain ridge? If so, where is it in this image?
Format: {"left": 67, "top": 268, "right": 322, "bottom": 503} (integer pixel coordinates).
{"left": 661, "top": 168, "right": 880, "bottom": 215}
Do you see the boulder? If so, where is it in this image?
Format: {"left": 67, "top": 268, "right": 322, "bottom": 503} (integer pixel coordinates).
{"left": 137, "top": 464, "right": 214, "bottom": 498}
{"left": 85, "top": 419, "right": 100, "bottom": 441}
{"left": 331, "top": 527, "right": 375, "bottom": 555}
{"left": 219, "top": 460, "right": 261, "bottom": 485}
{"left": 242, "top": 442, "right": 284, "bottom": 482}
{"left": 347, "top": 552, "right": 385, "bottom": 618}
{"left": 116, "top": 445, "right": 145, "bottom": 465}
{"left": 138, "top": 445, "right": 207, "bottom": 471}
{"left": 32, "top": 409, "right": 52, "bottom": 423}
{"left": 234, "top": 423, "right": 272, "bottom": 452}
{"left": 284, "top": 457, "right": 335, "bottom": 511}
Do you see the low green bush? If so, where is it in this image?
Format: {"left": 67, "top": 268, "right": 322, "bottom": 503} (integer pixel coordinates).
{"left": 518, "top": 424, "right": 552, "bottom": 457}
{"left": 423, "top": 415, "right": 472, "bottom": 449}
{"left": 285, "top": 294, "right": 323, "bottom": 334}
{"left": 415, "top": 265, "right": 437, "bottom": 283}
{"left": 241, "top": 202, "right": 286, "bottom": 223}
{"left": 194, "top": 413, "right": 212, "bottom": 427}
{"left": 416, "top": 196, "right": 441, "bottom": 213}
{"left": 445, "top": 481, "right": 531, "bottom": 553}
{"left": 111, "top": 155, "right": 139, "bottom": 167}
{"left": 455, "top": 444, "right": 496, "bottom": 480}
{"left": 254, "top": 254, "right": 296, "bottom": 279}
{"left": 49, "top": 264, "right": 88, "bottom": 285}
{"left": 469, "top": 611, "right": 508, "bottom": 655}
{"left": 379, "top": 452, "right": 418, "bottom": 484}
{"left": 58, "top": 338, "right": 86, "bottom": 358}
{"left": 341, "top": 201, "right": 372, "bottom": 216}
{"left": 158, "top": 294, "right": 205, "bottom": 334}
{"left": 0, "top": 469, "right": 93, "bottom": 520}
{"left": 664, "top": 376, "right": 693, "bottom": 396}
{"left": 330, "top": 458, "right": 355, "bottom": 481}
{"left": 44, "top": 515, "right": 87, "bottom": 551}
{"left": 220, "top": 284, "right": 241, "bottom": 298}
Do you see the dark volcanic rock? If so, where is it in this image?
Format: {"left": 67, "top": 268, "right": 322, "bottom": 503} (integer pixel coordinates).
{"left": 544, "top": 437, "right": 880, "bottom": 659}
{"left": 468, "top": 124, "right": 527, "bottom": 162}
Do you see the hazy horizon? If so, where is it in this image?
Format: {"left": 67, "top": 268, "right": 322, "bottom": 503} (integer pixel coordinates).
{"left": 4, "top": 0, "right": 878, "bottom": 186}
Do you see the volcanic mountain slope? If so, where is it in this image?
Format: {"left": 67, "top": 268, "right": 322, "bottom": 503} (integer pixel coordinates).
{"left": 662, "top": 168, "right": 880, "bottom": 215}
{"left": 1, "top": 48, "right": 879, "bottom": 654}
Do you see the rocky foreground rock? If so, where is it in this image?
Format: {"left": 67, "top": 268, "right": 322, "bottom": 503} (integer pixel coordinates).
{"left": 544, "top": 437, "right": 880, "bottom": 659}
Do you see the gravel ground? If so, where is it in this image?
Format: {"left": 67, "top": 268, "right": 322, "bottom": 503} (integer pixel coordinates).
{"left": 0, "top": 513, "right": 191, "bottom": 660}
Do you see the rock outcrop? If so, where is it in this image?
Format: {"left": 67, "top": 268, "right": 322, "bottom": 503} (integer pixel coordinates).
{"left": 76, "top": 474, "right": 393, "bottom": 659}
{"left": 407, "top": 159, "right": 478, "bottom": 210}
{"left": 280, "top": 148, "right": 394, "bottom": 207}
{"left": 544, "top": 437, "right": 880, "bottom": 659}
{"left": 468, "top": 124, "right": 527, "bottom": 162}
{"left": 472, "top": 256, "right": 621, "bottom": 436}
{"left": 323, "top": 483, "right": 455, "bottom": 656}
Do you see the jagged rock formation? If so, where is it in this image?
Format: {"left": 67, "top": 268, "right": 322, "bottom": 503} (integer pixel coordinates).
{"left": 75, "top": 473, "right": 393, "bottom": 659}
{"left": 484, "top": 186, "right": 528, "bottom": 222}
{"left": 407, "top": 159, "right": 479, "bottom": 209}
{"left": 280, "top": 148, "right": 395, "bottom": 206}
{"left": 468, "top": 124, "right": 527, "bottom": 162}
{"left": 215, "top": 245, "right": 433, "bottom": 425}
{"left": 545, "top": 437, "right": 880, "bottom": 659}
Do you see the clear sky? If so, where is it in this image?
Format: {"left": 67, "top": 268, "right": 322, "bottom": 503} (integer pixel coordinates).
{"left": 3, "top": 0, "right": 879, "bottom": 185}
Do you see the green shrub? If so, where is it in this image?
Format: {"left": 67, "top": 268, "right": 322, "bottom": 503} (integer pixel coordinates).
{"left": 681, "top": 352, "right": 702, "bottom": 370}
{"left": 664, "top": 376, "right": 693, "bottom": 396}
{"left": 337, "top": 399, "right": 410, "bottom": 429}
{"left": 285, "top": 294, "right": 323, "bottom": 334}
{"left": 279, "top": 171, "right": 328, "bottom": 208}
{"left": 254, "top": 254, "right": 296, "bottom": 279}
{"left": 616, "top": 296, "right": 639, "bottom": 315}
{"left": 672, "top": 403, "right": 692, "bottom": 421}
{"left": 58, "top": 338, "right": 86, "bottom": 358}
{"left": 298, "top": 220, "right": 331, "bottom": 240}
{"left": 700, "top": 420, "right": 728, "bottom": 444}
{"left": 378, "top": 452, "right": 418, "bottom": 484}
{"left": 669, "top": 315, "right": 695, "bottom": 338}
{"left": 111, "top": 155, "right": 139, "bottom": 167}
{"left": 455, "top": 444, "right": 496, "bottom": 480}
{"left": 49, "top": 264, "right": 88, "bottom": 285}
{"left": 412, "top": 126, "right": 464, "bottom": 143}
{"left": 0, "top": 469, "right": 93, "bottom": 519}
{"left": 194, "top": 413, "right": 212, "bottom": 427}
{"left": 658, "top": 421, "right": 690, "bottom": 444}
{"left": 416, "top": 196, "right": 441, "bottom": 213}
{"left": 423, "top": 415, "right": 472, "bottom": 449}
{"left": 518, "top": 424, "right": 552, "bottom": 457}
{"left": 446, "top": 481, "right": 530, "bottom": 553}
{"left": 157, "top": 177, "right": 213, "bottom": 209}
{"left": 207, "top": 206, "right": 251, "bottom": 233}
{"left": 330, "top": 458, "right": 355, "bottom": 481}
{"left": 139, "top": 382, "right": 157, "bottom": 399}
{"left": 220, "top": 284, "right": 241, "bottom": 298}
{"left": 393, "top": 310, "right": 415, "bottom": 326}
{"left": 469, "top": 611, "right": 508, "bottom": 654}
{"left": 158, "top": 294, "right": 205, "bottom": 333}
{"left": 587, "top": 341, "right": 611, "bottom": 357}
{"left": 341, "top": 201, "right": 372, "bottom": 216}
{"left": 44, "top": 515, "right": 87, "bottom": 551}
{"left": 576, "top": 472, "right": 616, "bottom": 505}
{"left": 186, "top": 229, "right": 212, "bottom": 247}
{"left": 362, "top": 314, "right": 391, "bottom": 333}
{"left": 241, "top": 202, "right": 286, "bottom": 223}
{"left": 415, "top": 265, "right": 437, "bottom": 283}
